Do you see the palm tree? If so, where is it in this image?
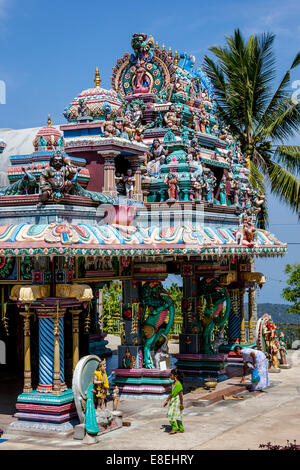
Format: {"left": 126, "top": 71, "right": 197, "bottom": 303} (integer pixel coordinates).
{"left": 203, "top": 29, "right": 300, "bottom": 227}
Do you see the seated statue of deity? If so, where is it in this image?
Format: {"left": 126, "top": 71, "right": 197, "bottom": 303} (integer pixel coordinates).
{"left": 163, "top": 104, "right": 182, "bottom": 130}
{"left": 37, "top": 152, "right": 77, "bottom": 208}
{"left": 101, "top": 113, "right": 118, "bottom": 137}
{"left": 146, "top": 138, "right": 168, "bottom": 177}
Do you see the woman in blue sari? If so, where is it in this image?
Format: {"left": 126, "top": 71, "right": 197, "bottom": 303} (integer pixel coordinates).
{"left": 85, "top": 383, "right": 99, "bottom": 435}
{"left": 234, "top": 346, "right": 269, "bottom": 392}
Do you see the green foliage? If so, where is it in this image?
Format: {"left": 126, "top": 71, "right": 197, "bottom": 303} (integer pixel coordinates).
{"left": 203, "top": 29, "right": 300, "bottom": 226}
{"left": 281, "top": 264, "right": 300, "bottom": 315}
{"left": 102, "top": 281, "right": 122, "bottom": 333}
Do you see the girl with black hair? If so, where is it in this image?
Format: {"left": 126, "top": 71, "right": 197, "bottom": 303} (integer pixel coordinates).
{"left": 163, "top": 368, "right": 184, "bottom": 434}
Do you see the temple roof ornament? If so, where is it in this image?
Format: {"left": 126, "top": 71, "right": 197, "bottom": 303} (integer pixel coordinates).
{"left": 63, "top": 68, "right": 121, "bottom": 123}
{"left": 32, "top": 116, "right": 64, "bottom": 152}
{"left": 94, "top": 67, "right": 101, "bottom": 87}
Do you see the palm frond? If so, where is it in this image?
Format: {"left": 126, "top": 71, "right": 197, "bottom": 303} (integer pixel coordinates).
{"left": 274, "top": 145, "right": 300, "bottom": 176}
{"left": 267, "top": 161, "right": 300, "bottom": 213}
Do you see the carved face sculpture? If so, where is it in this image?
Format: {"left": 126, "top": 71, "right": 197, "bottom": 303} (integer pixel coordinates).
{"left": 153, "top": 138, "right": 160, "bottom": 149}
{"left": 51, "top": 153, "right": 64, "bottom": 170}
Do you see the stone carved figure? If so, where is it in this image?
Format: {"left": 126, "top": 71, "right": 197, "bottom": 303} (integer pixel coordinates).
{"left": 37, "top": 152, "right": 77, "bottom": 207}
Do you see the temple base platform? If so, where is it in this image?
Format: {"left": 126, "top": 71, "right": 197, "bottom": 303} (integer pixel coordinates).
{"left": 112, "top": 368, "right": 172, "bottom": 399}
{"left": 175, "top": 353, "right": 228, "bottom": 382}
{"left": 74, "top": 411, "right": 123, "bottom": 443}
{"left": 8, "top": 389, "right": 79, "bottom": 437}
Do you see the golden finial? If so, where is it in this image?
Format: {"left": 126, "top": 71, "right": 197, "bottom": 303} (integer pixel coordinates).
{"left": 94, "top": 67, "right": 101, "bottom": 87}
{"left": 47, "top": 114, "right": 52, "bottom": 126}
{"left": 168, "top": 47, "right": 172, "bottom": 58}
{"left": 174, "top": 50, "right": 179, "bottom": 66}
{"left": 162, "top": 44, "right": 165, "bottom": 52}
{"left": 155, "top": 41, "right": 159, "bottom": 49}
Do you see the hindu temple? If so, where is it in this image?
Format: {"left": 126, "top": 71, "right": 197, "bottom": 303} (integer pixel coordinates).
{"left": 0, "top": 33, "right": 286, "bottom": 437}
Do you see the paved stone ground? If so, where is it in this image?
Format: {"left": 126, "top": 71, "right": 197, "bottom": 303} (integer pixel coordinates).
{"left": 1, "top": 352, "right": 300, "bottom": 451}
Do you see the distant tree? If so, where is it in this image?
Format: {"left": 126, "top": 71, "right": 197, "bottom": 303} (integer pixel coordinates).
{"left": 166, "top": 283, "right": 183, "bottom": 317}
{"left": 203, "top": 29, "right": 300, "bottom": 227}
{"left": 281, "top": 264, "right": 300, "bottom": 315}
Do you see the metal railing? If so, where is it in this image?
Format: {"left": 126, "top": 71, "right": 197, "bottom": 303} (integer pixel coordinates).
{"left": 104, "top": 315, "right": 300, "bottom": 347}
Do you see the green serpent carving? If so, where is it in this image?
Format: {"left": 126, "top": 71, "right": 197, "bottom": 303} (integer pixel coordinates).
{"left": 140, "top": 281, "right": 175, "bottom": 369}
{"left": 198, "top": 278, "right": 231, "bottom": 354}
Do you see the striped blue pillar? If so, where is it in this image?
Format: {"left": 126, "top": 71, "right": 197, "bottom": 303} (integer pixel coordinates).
{"left": 228, "top": 291, "right": 241, "bottom": 343}
{"left": 37, "top": 311, "right": 66, "bottom": 393}
{"left": 59, "top": 317, "right": 65, "bottom": 383}
{"left": 37, "top": 315, "right": 54, "bottom": 392}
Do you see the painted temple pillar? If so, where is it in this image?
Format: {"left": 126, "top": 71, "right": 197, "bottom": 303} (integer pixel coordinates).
{"left": 20, "top": 310, "right": 34, "bottom": 394}
{"left": 70, "top": 309, "right": 81, "bottom": 373}
{"left": 176, "top": 270, "right": 229, "bottom": 382}
{"left": 36, "top": 307, "right": 67, "bottom": 393}
{"left": 100, "top": 150, "right": 120, "bottom": 198}
{"left": 248, "top": 288, "right": 254, "bottom": 343}
{"left": 131, "top": 158, "right": 143, "bottom": 202}
{"left": 112, "top": 276, "right": 174, "bottom": 398}
{"left": 227, "top": 289, "right": 241, "bottom": 343}
{"left": 239, "top": 289, "right": 246, "bottom": 345}
{"left": 11, "top": 304, "right": 77, "bottom": 435}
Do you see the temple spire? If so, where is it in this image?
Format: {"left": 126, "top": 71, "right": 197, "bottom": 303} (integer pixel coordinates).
{"left": 47, "top": 114, "right": 52, "bottom": 126}
{"left": 94, "top": 67, "right": 101, "bottom": 87}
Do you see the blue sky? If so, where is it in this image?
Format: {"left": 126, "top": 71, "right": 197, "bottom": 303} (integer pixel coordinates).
{"left": 0, "top": 0, "right": 299, "bottom": 303}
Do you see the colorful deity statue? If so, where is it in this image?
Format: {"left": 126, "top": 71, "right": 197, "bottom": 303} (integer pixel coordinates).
{"left": 112, "top": 386, "right": 120, "bottom": 411}
{"left": 271, "top": 337, "right": 280, "bottom": 369}
{"left": 187, "top": 138, "right": 201, "bottom": 162}
{"left": 190, "top": 174, "right": 205, "bottom": 201}
{"left": 101, "top": 113, "right": 118, "bottom": 137}
{"left": 78, "top": 98, "right": 88, "bottom": 117}
{"left": 219, "top": 176, "right": 227, "bottom": 205}
{"left": 122, "top": 346, "right": 135, "bottom": 369}
{"left": 164, "top": 171, "right": 180, "bottom": 201}
{"left": 278, "top": 332, "right": 288, "bottom": 365}
{"left": 93, "top": 359, "right": 110, "bottom": 410}
{"left": 37, "top": 152, "right": 77, "bottom": 208}
{"left": 163, "top": 104, "right": 183, "bottom": 130}
{"left": 199, "top": 107, "right": 208, "bottom": 133}
{"left": 122, "top": 169, "right": 135, "bottom": 199}
{"left": 130, "top": 33, "right": 155, "bottom": 64}
{"left": 133, "top": 59, "right": 151, "bottom": 94}
{"left": 140, "top": 282, "right": 175, "bottom": 369}
{"left": 190, "top": 109, "right": 201, "bottom": 133}
{"left": 204, "top": 169, "right": 216, "bottom": 204}
{"left": 146, "top": 138, "right": 168, "bottom": 177}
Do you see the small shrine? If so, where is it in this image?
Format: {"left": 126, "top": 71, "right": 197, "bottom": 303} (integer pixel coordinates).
{"left": 0, "top": 33, "right": 287, "bottom": 439}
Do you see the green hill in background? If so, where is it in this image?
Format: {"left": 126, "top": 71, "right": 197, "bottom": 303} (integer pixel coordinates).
{"left": 245, "top": 303, "right": 300, "bottom": 324}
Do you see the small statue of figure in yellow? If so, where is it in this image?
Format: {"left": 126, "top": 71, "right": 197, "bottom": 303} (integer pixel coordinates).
{"left": 93, "top": 359, "right": 110, "bottom": 410}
